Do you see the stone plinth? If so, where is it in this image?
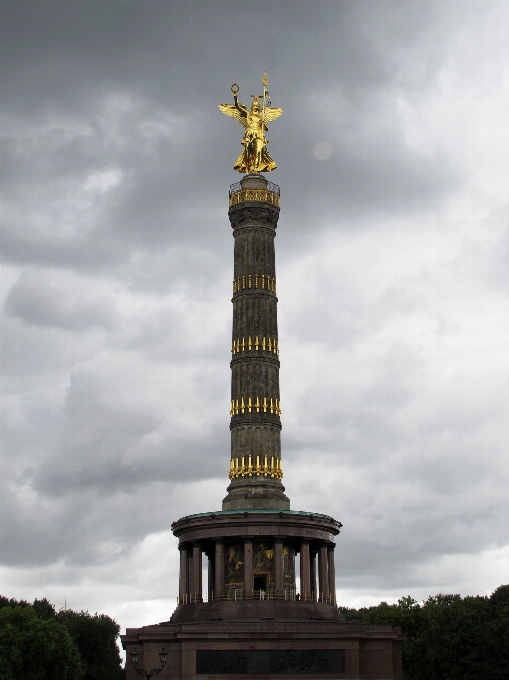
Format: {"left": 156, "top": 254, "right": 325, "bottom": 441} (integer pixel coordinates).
{"left": 122, "top": 617, "right": 404, "bottom": 679}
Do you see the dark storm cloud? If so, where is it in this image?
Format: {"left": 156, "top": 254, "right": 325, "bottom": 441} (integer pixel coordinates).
{"left": 1, "top": 0, "right": 507, "bottom": 624}
{"left": 1, "top": 1, "right": 460, "bottom": 271}
{"left": 5, "top": 269, "right": 119, "bottom": 330}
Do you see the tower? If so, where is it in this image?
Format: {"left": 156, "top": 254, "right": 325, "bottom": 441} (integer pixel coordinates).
{"left": 224, "top": 172, "right": 288, "bottom": 511}
{"left": 122, "top": 76, "right": 404, "bottom": 679}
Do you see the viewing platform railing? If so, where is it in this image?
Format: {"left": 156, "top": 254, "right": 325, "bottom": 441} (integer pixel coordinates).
{"left": 177, "top": 590, "right": 336, "bottom": 605}
{"left": 229, "top": 181, "right": 280, "bottom": 207}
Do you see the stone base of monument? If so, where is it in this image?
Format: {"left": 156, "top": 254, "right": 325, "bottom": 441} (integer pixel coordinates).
{"left": 121, "top": 509, "right": 404, "bottom": 679}
{"left": 122, "top": 615, "right": 404, "bottom": 679}
{"left": 169, "top": 598, "right": 342, "bottom": 623}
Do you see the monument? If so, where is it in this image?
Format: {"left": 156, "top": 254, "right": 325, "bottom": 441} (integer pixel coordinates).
{"left": 122, "top": 75, "right": 403, "bottom": 679}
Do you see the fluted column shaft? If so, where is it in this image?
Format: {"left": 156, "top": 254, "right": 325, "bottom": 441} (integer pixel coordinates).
{"left": 244, "top": 538, "right": 254, "bottom": 598}
{"left": 230, "top": 189, "right": 281, "bottom": 458}
{"left": 208, "top": 553, "right": 214, "bottom": 600}
{"left": 192, "top": 543, "right": 202, "bottom": 601}
{"left": 179, "top": 545, "right": 189, "bottom": 600}
{"left": 310, "top": 550, "right": 317, "bottom": 601}
{"left": 274, "top": 538, "right": 284, "bottom": 598}
{"left": 318, "top": 543, "right": 329, "bottom": 601}
{"left": 223, "top": 174, "right": 289, "bottom": 511}
{"left": 328, "top": 543, "right": 336, "bottom": 603}
{"left": 300, "top": 540, "right": 311, "bottom": 601}
{"left": 214, "top": 540, "right": 225, "bottom": 600}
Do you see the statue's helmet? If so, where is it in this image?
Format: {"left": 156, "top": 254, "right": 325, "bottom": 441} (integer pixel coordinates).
{"left": 250, "top": 97, "right": 261, "bottom": 112}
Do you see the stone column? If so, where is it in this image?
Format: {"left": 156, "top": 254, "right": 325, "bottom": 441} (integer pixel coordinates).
{"left": 318, "top": 542, "right": 329, "bottom": 602}
{"left": 214, "top": 540, "right": 225, "bottom": 601}
{"left": 188, "top": 552, "right": 194, "bottom": 602}
{"left": 179, "top": 544, "right": 189, "bottom": 603}
{"left": 207, "top": 553, "right": 214, "bottom": 602}
{"left": 328, "top": 543, "right": 336, "bottom": 603}
{"left": 274, "top": 538, "right": 284, "bottom": 599}
{"left": 223, "top": 175, "right": 290, "bottom": 512}
{"left": 310, "top": 550, "right": 317, "bottom": 601}
{"left": 192, "top": 542, "right": 202, "bottom": 603}
{"left": 299, "top": 540, "right": 311, "bottom": 601}
{"left": 243, "top": 538, "right": 253, "bottom": 599}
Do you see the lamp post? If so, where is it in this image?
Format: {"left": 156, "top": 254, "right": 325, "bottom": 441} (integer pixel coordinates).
{"left": 130, "top": 647, "right": 168, "bottom": 678}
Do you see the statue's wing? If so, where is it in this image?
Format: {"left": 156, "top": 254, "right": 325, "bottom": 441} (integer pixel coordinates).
{"left": 262, "top": 106, "right": 283, "bottom": 123}
{"left": 218, "top": 104, "right": 248, "bottom": 128}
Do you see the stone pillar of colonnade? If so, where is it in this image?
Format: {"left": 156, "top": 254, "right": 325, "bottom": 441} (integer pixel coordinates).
{"left": 207, "top": 553, "right": 214, "bottom": 601}
{"left": 328, "top": 543, "right": 336, "bottom": 603}
{"left": 179, "top": 545, "right": 189, "bottom": 603}
{"left": 318, "top": 543, "right": 329, "bottom": 602}
{"left": 274, "top": 538, "right": 284, "bottom": 598}
{"left": 310, "top": 550, "right": 317, "bottom": 601}
{"left": 244, "top": 538, "right": 254, "bottom": 599}
{"left": 214, "top": 540, "right": 225, "bottom": 601}
{"left": 300, "top": 540, "right": 311, "bottom": 601}
{"left": 192, "top": 543, "right": 202, "bottom": 602}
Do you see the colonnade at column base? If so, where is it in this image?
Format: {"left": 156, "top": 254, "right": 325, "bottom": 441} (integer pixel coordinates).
{"left": 172, "top": 509, "right": 341, "bottom": 618}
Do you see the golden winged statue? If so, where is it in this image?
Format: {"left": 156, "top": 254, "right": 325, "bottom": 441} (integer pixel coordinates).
{"left": 219, "top": 72, "right": 283, "bottom": 173}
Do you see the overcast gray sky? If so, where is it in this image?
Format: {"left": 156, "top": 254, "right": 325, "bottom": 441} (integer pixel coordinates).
{"left": 1, "top": 0, "right": 508, "bottom": 634}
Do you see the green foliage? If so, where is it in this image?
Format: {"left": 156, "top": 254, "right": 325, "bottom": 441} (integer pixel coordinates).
{"left": 340, "top": 585, "right": 509, "bottom": 680}
{"left": 31, "top": 599, "right": 56, "bottom": 621}
{"left": 56, "top": 610, "right": 124, "bottom": 680}
{"left": 0, "top": 597, "right": 125, "bottom": 680}
{"left": 0, "top": 596, "right": 30, "bottom": 611}
{"left": 0, "top": 605, "right": 83, "bottom": 679}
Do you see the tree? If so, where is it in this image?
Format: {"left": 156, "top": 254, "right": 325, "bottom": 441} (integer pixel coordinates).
{"left": 340, "top": 585, "right": 509, "bottom": 680}
{"left": 0, "top": 596, "right": 125, "bottom": 679}
{"left": 56, "top": 609, "right": 125, "bottom": 680}
{"left": 31, "top": 598, "right": 56, "bottom": 621}
{"left": 0, "top": 605, "right": 84, "bottom": 679}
